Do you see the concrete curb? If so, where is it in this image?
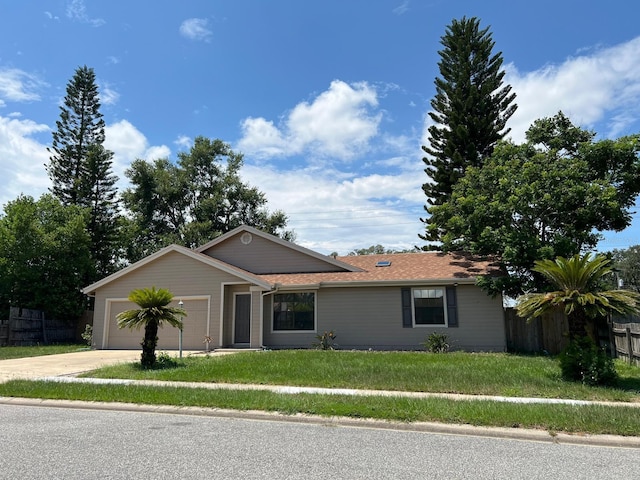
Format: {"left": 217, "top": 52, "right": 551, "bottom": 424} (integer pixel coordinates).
{"left": 2, "top": 395, "right": 640, "bottom": 449}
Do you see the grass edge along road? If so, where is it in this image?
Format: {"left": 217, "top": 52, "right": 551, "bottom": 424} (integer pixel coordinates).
{"left": 1, "top": 350, "right": 640, "bottom": 436}
{"left": 0, "top": 344, "right": 88, "bottom": 360}
{"left": 1, "top": 378, "right": 640, "bottom": 437}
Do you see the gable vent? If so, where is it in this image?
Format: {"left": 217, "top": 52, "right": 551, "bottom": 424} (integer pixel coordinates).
{"left": 375, "top": 260, "right": 391, "bottom": 267}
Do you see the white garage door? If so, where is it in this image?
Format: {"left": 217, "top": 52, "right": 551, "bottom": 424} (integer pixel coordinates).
{"left": 106, "top": 298, "right": 210, "bottom": 350}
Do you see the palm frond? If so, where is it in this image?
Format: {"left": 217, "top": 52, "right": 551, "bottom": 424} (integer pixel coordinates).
{"left": 116, "top": 286, "right": 187, "bottom": 330}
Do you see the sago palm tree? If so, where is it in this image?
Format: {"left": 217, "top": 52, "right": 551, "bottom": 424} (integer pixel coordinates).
{"left": 117, "top": 287, "right": 187, "bottom": 367}
{"left": 517, "top": 254, "right": 640, "bottom": 340}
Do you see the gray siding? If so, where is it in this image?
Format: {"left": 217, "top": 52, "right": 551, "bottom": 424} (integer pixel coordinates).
{"left": 262, "top": 285, "right": 505, "bottom": 351}
{"left": 201, "top": 232, "right": 344, "bottom": 274}
{"left": 92, "top": 250, "right": 248, "bottom": 349}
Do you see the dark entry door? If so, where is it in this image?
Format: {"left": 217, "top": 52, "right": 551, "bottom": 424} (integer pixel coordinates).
{"left": 234, "top": 294, "right": 251, "bottom": 344}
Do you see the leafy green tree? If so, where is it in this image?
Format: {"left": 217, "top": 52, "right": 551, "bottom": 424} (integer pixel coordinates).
{"left": 427, "top": 113, "right": 640, "bottom": 296}
{"left": 116, "top": 287, "right": 186, "bottom": 367}
{"left": 422, "top": 16, "right": 516, "bottom": 242}
{"left": 612, "top": 245, "right": 640, "bottom": 293}
{"left": 46, "top": 66, "right": 120, "bottom": 280}
{"left": 122, "top": 136, "right": 291, "bottom": 261}
{"left": 0, "top": 195, "right": 92, "bottom": 320}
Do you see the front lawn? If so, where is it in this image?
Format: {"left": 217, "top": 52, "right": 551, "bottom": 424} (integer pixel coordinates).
{"left": 2, "top": 350, "right": 640, "bottom": 436}
{"left": 84, "top": 350, "right": 640, "bottom": 402}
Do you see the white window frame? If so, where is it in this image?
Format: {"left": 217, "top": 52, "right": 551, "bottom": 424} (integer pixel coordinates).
{"left": 411, "top": 287, "right": 448, "bottom": 328}
{"left": 271, "top": 290, "right": 317, "bottom": 333}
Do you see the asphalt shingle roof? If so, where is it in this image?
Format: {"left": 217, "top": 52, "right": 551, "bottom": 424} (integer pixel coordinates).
{"left": 256, "top": 251, "right": 499, "bottom": 287}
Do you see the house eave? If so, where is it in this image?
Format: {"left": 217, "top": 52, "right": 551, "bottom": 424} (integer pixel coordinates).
{"left": 269, "top": 278, "right": 478, "bottom": 290}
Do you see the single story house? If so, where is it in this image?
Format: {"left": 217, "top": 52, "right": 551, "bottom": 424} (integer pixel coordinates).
{"left": 82, "top": 225, "right": 506, "bottom": 351}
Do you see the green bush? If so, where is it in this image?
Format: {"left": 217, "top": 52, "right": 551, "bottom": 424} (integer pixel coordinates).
{"left": 80, "top": 324, "right": 93, "bottom": 347}
{"left": 423, "top": 332, "right": 450, "bottom": 353}
{"left": 313, "top": 331, "right": 337, "bottom": 350}
{"left": 559, "top": 336, "right": 617, "bottom": 386}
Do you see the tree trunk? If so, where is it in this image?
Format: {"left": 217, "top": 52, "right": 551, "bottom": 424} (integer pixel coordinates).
{"left": 141, "top": 320, "right": 159, "bottom": 367}
{"left": 567, "top": 310, "right": 589, "bottom": 341}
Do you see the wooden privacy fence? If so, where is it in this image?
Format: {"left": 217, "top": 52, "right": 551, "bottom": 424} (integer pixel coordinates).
{"left": 0, "top": 307, "right": 77, "bottom": 346}
{"left": 504, "top": 308, "right": 569, "bottom": 354}
{"left": 611, "top": 322, "right": 640, "bottom": 366}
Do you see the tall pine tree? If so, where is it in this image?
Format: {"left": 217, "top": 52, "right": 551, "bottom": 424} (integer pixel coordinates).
{"left": 47, "top": 66, "right": 120, "bottom": 279}
{"left": 421, "top": 17, "right": 517, "bottom": 243}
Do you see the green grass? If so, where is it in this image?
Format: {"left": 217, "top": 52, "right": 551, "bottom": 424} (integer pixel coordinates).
{"left": 0, "top": 344, "right": 88, "bottom": 360}
{"left": 83, "top": 350, "right": 640, "bottom": 402}
{"left": 2, "top": 349, "right": 639, "bottom": 436}
{"left": 2, "top": 379, "right": 640, "bottom": 436}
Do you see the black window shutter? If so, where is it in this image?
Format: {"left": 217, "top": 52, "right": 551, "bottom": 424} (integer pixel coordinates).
{"left": 446, "top": 285, "right": 458, "bottom": 328}
{"left": 401, "top": 288, "right": 412, "bottom": 328}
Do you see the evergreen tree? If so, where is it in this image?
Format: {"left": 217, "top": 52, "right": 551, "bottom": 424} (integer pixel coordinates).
{"left": 85, "top": 144, "right": 120, "bottom": 277}
{"left": 422, "top": 17, "right": 517, "bottom": 242}
{"left": 47, "top": 65, "right": 106, "bottom": 205}
{"left": 47, "top": 66, "right": 120, "bottom": 280}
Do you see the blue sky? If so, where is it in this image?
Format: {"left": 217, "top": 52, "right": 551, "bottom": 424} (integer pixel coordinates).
{"left": 1, "top": 0, "right": 640, "bottom": 254}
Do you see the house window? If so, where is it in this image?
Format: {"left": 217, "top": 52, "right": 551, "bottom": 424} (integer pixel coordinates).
{"left": 413, "top": 288, "right": 446, "bottom": 326}
{"left": 273, "top": 292, "right": 316, "bottom": 331}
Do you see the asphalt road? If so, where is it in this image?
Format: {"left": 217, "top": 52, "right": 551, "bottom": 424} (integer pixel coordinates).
{"left": 0, "top": 404, "right": 638, "bottom": 479}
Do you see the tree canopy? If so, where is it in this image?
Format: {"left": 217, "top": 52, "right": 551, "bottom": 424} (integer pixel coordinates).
{"left": 0, "top": 195, "right": 92, "bottom": 320}
{"left": 422, "top": 15, "right": 516, "bottom": 236}
{"left": 426, "top": 113, "right": 640, "bottom": 296}
{"left": 122, "top": 136, "right": 291, "bottom": 261}
{"left": 611, "top": 245, "right": 640, "bottom": 293}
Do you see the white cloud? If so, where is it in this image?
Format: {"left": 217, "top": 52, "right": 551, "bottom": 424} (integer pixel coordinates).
{"left": 174, "top": 135, "right": 193, "bottom": 149}
{"left": 240, "top": 158, "right": 425, "bottom": 254}
{"left": 104, "top": 120, "right": 170, "bottom": 185}
{"left": 66, "top": 0, "right": 105, "bottom": 27}
{"left": 393, "top": 0, "right": 410, "bottom": 15}
{"left": 0, "top": 68, "right": 44, "bottom": 103}
{"left": 179, "top": 18, "right": 212, "bottom": 42}
{"left": 0, "top": 116, "right": 51, "bottom": 207}
{"left": 505, "top": 36, "right": 640, "bottom": 141}
{"left": 99, "top": 84, "right": 119, "bottom": 106}
{"left": 238, "top": 80, "right": 382, "bottom": 161}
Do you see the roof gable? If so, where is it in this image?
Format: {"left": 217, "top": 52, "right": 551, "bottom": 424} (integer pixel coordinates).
{"left": 82, "top": 244, "right": 271, "bottom": 295}
{"left": 196, "top": 225, "right": 361, "bottom": 274}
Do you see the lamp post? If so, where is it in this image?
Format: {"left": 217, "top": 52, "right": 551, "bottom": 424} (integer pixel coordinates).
{"left": 178, "top": 300, "right": 184, "bottom": 359}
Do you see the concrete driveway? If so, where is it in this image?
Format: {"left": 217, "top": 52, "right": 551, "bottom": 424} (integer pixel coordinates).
{"left": 0, "top": 350, "right": 201, "bottom": 382}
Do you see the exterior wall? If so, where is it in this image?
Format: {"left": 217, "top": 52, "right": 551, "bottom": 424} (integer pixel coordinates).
{"left": 262, "top": 285, "right": 506, "bottom": 351}
{"left": 201, "top": 232, "right": 344, "bottom": 274}
{"left": 92, "top": 251, "right": 247, "bottom": 349}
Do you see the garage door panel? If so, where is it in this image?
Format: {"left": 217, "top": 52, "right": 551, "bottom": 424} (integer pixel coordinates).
{"left": 106, "top": 299, "right": 209, "bottom": 350}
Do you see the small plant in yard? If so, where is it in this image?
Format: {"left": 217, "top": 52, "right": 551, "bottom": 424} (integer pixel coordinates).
{"left": 203, "top": 335, "right": 213, "bottom": 352}
{"left": 313, "top": 331, "right": 337, "bottom": 350}
{"left": 153, "top": 351, "right": 180, "bottom": 369}
{"left": 559, "top": 336, "right": 618, "bottom": 386}
{"left": 81, "top": 324, "right": 93, "bottom": 347}
{"left": 423, "top": 332, "right": 450, "bottom": 353}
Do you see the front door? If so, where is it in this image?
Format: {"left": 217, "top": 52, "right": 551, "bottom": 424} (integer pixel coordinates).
{"left": 234, "top": 294, "right": 251, "bottom": 344}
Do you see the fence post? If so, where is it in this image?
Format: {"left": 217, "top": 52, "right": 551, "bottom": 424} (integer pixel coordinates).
{"left": 626, "top": 326, "right": 633, "bottom": 365}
